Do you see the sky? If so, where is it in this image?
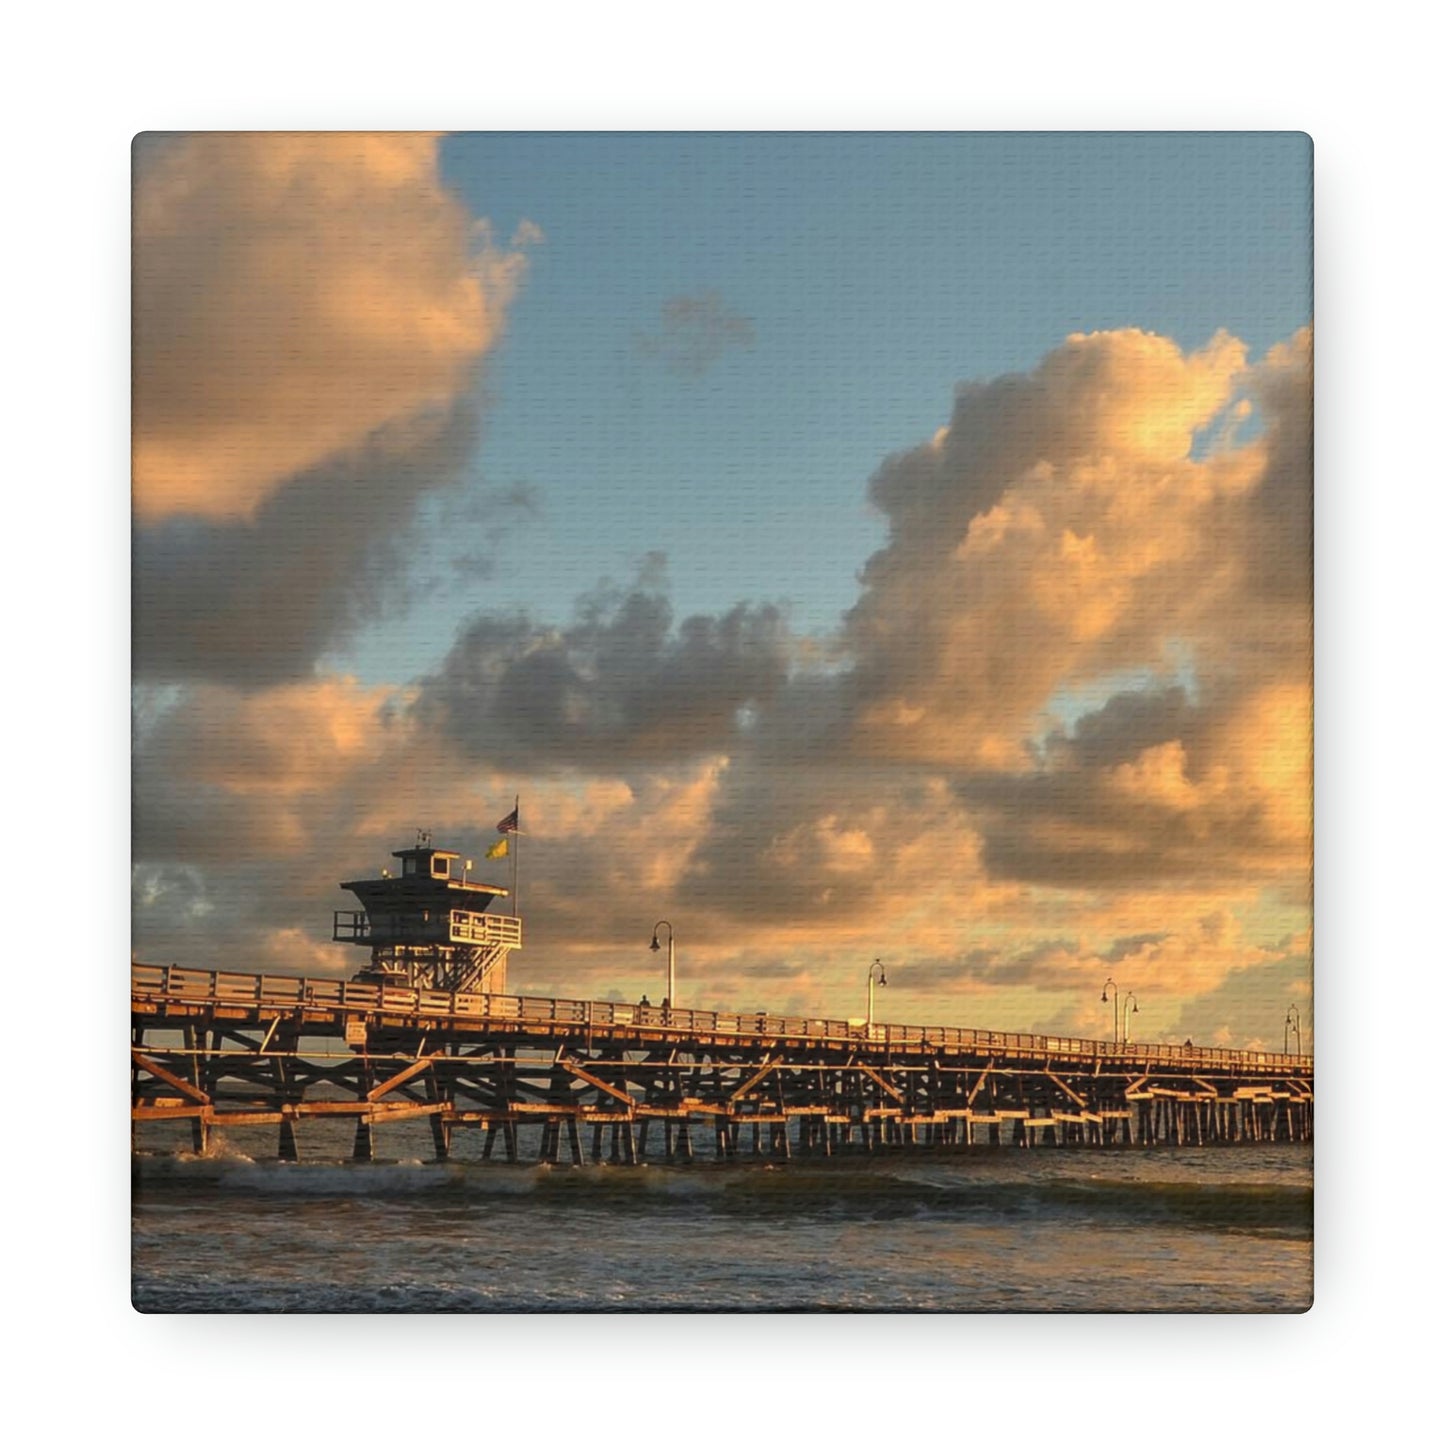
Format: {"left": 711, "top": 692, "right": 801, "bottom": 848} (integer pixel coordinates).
{"left": 131, "top": 131, "right": 1312, "bottom": 1051}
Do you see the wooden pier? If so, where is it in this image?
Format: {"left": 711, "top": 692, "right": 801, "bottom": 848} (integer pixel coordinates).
{"left": 132, "top": 964, "right": 1314, "bottom": 1162}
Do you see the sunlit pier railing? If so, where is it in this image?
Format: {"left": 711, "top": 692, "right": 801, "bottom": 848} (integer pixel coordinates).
{"left": 132, "top": 963, "right": 1309, "bottom": 1070}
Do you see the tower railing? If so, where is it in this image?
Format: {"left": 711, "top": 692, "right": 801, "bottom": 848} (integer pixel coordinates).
{"left": 447, "top": 911, "right": 522, "bottom": 948}
{"left": 332, "top": 909, "right": 522, "bottom": 949}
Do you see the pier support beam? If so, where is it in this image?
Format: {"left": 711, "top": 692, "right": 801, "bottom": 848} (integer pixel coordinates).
{"left": 430, "top": 1114, "right": 451, "bottom": 1162}
{"left": 278, "top": 1118, "right": 300, "bottom": 1161}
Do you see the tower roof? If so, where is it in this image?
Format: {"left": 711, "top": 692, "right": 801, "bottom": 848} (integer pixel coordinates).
{"left": 391, "top": 845, "right": 462, "bottom": 863}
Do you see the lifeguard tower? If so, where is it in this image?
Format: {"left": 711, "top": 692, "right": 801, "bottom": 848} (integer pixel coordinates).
{"left": 333, "top": 832, "right": 521, "bottom": 993}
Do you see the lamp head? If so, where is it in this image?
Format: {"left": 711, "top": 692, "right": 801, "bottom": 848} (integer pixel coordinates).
{"left": 650, "top": 933, "right": 661, "bottom": 952}
{"left": 1101, "top": 988, "right": 1109, "bottom": 1003}
{"left": 1132, "top": 1000, "right": 1139, "bottom": 1013}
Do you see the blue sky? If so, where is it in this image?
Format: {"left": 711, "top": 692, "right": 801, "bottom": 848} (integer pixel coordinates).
{"left": 338, "top": 132, "right": 1311, "bottom": 684}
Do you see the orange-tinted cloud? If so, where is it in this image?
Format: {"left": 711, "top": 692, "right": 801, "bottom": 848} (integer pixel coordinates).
{"left": 133, "top": 133, "right": 532, "bottom": 522}
{"left": 845, "top": 328, "right": 1261, "bottom": 767}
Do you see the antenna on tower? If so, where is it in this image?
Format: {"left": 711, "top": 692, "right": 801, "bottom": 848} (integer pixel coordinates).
{"left": 417, "top": 828, "right": 432, "bottom": 848}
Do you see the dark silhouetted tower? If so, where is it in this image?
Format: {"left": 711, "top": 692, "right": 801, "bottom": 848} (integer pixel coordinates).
{"left": 333, "top": 835, "right": 521, "bottom": 993}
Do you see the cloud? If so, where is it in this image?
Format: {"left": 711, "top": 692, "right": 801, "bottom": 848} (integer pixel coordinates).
{"left": 958, "top": 682, "right": 1310, "bottom": 892}
{"left": 971, "top": 909, "right": 1292, "bottom": 997}
{"left": 1239, "top": 327, "right": 1313, "bottom": 606}
{"left": 131, "top": 133, "right": 536, "bottom": 685}
{"left": 132, "top": 676, "right": 407, "bottom": 865}
{"left": 133, "top": 132, "right": 531, "bottom": 522}
{"left": 635, "top": 291, "right": 755, "bottom": 376}
{"left": 1171, "top": 948, "right": 1313, "bottom": 1053}
{"left": 418, "top": 562, "right": 790, "bottom": 770}
{"left": 676, "top": 763, "right": 991, "bottom": 940}
{"left": 823, "top": 326, "right": 1313, "bottom": 904}
{"left": 843, "top": 328, "right": 1262, "bottom": 768}
{"left": 133, "top": 403, "right": 481, "bottom": 686}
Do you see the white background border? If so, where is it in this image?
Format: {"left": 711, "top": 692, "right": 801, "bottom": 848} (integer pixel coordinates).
{"left": 5, "top": 1, "right": 1435, "bottom": 1436}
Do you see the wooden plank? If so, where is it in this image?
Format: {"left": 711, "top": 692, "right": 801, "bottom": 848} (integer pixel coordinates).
{"left": 728, "top": 1059, "right": 778, "bottom": 1103}
{"left": 356, "top": 1102, "right": 450, "bottom": 1123}
{"left": 1044, "top": 1071, "right": 1089, "bottom": 1109}
{"left": 367, "top": 1055, "right": 435, "bottom": 1102}
{"left": 131, "top": 1050, "right": 210, "bottom": 1105}
{"left": 858, "top": 1064, "right": 905, "bottom": 1104}
{"left": 559, "top": 1057, "right": 634, "bottom": 1108}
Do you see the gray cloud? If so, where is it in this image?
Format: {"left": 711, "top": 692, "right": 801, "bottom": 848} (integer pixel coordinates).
{"left": 134, "top": 403, "right": 481, "bottom": 687}
{"left": 1171, "top": 953, "right": 1312, "bottom": 1051}
{"left": 961, "top": 764, "right": 1261, "bottom": 891}
{"left": 1056, "top": 685, "right": 1200, "bottom": 770}
{"left": 1241, "top": 329, "right": 1313, "bottom": 607}
{"left": 635, "top": 291, "right": 755, "bottom": 376}
{"left": 418, "top": 569, "right": 790, "bottom": 770}
{"left": 1103, "top": 931, "right": 1172, "bottom": 962}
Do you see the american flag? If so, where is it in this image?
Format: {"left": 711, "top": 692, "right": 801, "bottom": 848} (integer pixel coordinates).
{"left": 496, "top": 806, "right": 519, "bottom": 835}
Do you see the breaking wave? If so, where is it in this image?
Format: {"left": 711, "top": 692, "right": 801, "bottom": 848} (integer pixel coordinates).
{"left": 133, "top": 1151, "right": 1311, "bottom": 1236}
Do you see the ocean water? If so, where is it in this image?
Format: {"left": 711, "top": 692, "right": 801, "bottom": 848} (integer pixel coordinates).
{"left": 132, "top": 1123, "right": 1312, "bottom": 1313}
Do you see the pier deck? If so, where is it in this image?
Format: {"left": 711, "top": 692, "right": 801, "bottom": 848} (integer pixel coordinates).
{"left": 132, "top": 964, "right": 1314, "bottom": 1161}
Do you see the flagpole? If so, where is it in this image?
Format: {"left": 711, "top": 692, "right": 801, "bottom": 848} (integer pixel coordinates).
{"left": 511, "top": 794, "right": 520, "bottom": 917}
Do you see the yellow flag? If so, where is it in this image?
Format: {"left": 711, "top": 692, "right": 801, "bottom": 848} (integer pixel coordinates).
{"left": 485, "top": 837, "right": 509, "bottom": 860}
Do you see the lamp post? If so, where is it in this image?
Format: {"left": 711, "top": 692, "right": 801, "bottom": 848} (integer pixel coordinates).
{"left": 650, "top": 921, "right": 676, "bottom": 1009}
{"left": 1123, "top": 991, "right": 1139, "bottom": 1044}
{"left": 1285, "top": 1003, "right": 1302, "bottom": 1056}
{"left": 867, "top": 959, "right": 888, "bottom": 1030}
{"left": 1102, "top": 978, "right": 1120, "bottom": 1044}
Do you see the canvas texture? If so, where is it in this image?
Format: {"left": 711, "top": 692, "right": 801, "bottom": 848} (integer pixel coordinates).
{"left": 131, "top": 132, "right": 1314, "bottom": 1313}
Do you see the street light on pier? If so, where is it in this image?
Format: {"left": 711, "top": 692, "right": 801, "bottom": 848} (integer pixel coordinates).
{"left": 650, "top": 921, "right": 676, "bottom": 1009}
{"left": 1101, "top": 977, "right": 1121, "bottom": 1044}
{"left": 1123, "top": 991, "right": 1139, "bottom": 1044}
{"left": 1285, "top": 1003, "right": 1302, "bottom": 1056}
{"left": 867, "top": 959, "right": 888, "bottom": 1029}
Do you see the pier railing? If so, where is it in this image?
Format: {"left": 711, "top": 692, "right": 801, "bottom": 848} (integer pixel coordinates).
{"left": 132, "top": 963, "right": 1309, "bottom": 1071}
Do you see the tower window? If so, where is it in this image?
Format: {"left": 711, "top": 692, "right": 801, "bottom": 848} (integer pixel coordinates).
{"left": 431, "top": 857, "right": 450, "bottom": 878}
